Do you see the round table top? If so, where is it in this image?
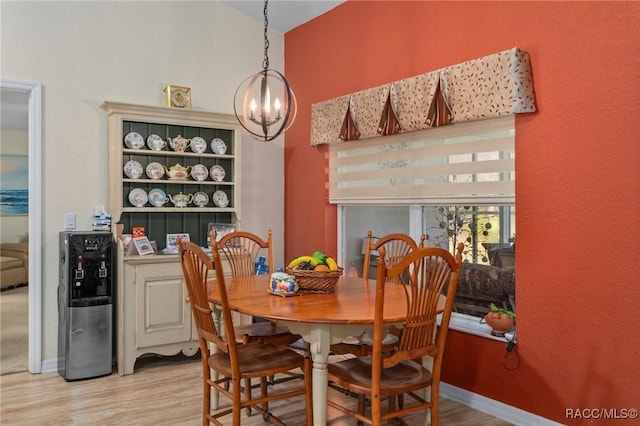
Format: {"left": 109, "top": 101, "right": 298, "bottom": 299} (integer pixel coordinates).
{"left": 208, "top": 274, "right": 445, "bottom": 325}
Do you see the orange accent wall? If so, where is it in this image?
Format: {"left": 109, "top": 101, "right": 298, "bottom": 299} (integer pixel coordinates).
{"left": 284, "top": 1, "right": 640, "bottom": 424}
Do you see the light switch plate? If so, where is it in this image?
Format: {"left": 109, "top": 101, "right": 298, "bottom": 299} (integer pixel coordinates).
{"left": 64, "top": 213, "right": 76, "bottom": 230}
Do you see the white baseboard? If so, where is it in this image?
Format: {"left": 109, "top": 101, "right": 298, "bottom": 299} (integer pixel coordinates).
{"left": 441, "top": 382, "right": 564, "bottom": 426}
{"left": 41, "top": 358, "right": 57, "bottom": 373}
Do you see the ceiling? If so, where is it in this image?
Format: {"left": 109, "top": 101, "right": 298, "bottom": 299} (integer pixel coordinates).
{"left": 221, "top": 0, "right": 344, "bottom": 33}
{"left": 0, "top": 1, "right": 344, "bottom": 133}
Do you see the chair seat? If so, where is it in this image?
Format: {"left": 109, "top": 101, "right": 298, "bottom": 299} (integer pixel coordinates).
{"left": 235, "top": 321, "right": 293, "bottom": 339}
{"left": 210, "top": 342, "right": 306, "bottom": 378}
{"left": 235, "top": 322, "right": 304, "bottom": 348}
{"left": 330, "top": 336, "right": 399, "bottom": 357}
{"left": 329, "top": 356, "right": 433, "bottom": 395}
{"left": 330, "top": 327, "right": 400, "bottom": 356}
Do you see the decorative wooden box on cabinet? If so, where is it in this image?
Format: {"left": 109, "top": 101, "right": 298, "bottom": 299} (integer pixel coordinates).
{"left": 101, "top": 101, "right": 243, "bottom": 375}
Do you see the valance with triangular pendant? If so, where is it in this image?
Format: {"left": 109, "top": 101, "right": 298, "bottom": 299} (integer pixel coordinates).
{"left": 310, "top": 47, "right": 536, "bottom": 146}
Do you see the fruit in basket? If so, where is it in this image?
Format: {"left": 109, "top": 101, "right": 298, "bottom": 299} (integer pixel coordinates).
{"left": 288, "top": 251, "right": 340, "bottom": 273}
{"left": 287, "top": 255, "right": 319, "bottom": 269}
{"left": 325, "top": 256, "right": 338, "bottom": 271}
{"left": 297, "top": 261, "right": 315, "bottom": 270}
{"left": 311, "top": 250, "right": 328, "bottom": 264}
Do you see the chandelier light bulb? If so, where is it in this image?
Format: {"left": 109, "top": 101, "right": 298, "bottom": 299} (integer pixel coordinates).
{"left": 274, "top": 98, "right": 281, "bottom": 119}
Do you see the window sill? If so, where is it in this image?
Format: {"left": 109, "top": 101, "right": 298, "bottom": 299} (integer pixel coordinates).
{"left": 439, "top": 312, "right": 511, "bottom": 342}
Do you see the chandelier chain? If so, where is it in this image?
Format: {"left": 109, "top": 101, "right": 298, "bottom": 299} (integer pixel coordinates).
{"left": 262, "top": 0, "right": 270, "bottom": 70}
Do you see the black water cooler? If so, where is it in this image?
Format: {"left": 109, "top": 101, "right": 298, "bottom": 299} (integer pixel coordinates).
{"left": 58, "top": 231, "right": 113, "bottom": 381}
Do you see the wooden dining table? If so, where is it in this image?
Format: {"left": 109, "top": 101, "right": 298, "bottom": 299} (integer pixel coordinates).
{"left": 207, "top": 274, "right": 445, "bottom": 426}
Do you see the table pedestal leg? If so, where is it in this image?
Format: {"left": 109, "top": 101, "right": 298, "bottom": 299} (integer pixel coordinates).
{"left": 422, "top": 354, "right": 434, "bottom": 425}
{"left": 309, "top": 325, "right": 331, "bottom": 426}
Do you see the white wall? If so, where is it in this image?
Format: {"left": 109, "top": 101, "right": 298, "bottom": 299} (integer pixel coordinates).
{"left": 0, "top": 129, "right": 30, "bottom": 242}
{"left": 1, "top": 1, "right": 285, "bottom": 364}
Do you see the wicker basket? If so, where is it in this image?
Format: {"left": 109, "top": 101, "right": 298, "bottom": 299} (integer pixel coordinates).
{"left": 285, "top": 267, "right": 344, "bottom": 293}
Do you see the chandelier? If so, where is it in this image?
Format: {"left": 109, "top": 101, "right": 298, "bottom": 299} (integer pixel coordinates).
{"left": 233, "top": 0, "right": 297, "bottom": 142}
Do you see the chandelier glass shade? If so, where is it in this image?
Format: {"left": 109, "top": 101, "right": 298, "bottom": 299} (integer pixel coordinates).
{"left": 233, "top": 0, "right": 297, "bottom": 142}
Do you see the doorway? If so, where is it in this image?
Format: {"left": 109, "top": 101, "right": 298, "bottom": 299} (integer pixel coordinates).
{"left": 0, "top": 79, "right": 43, "bottom": 373}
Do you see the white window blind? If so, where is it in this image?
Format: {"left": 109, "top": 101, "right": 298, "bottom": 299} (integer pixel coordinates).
{"left": 329, "top": 116, "right": 515, "bottom": 206}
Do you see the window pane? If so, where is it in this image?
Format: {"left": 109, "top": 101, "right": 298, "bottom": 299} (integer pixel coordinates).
{"left": 422, "top": 205, "right": 515, "bottom": 318}
{"left": 341, "top": 205, "right": 410, "bottom": 278}
{"left": 422, "top": 205, "right": 511, "bottom": 264}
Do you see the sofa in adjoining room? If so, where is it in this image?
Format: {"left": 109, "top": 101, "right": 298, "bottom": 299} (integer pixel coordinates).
{"left": 447, "top": 262, "right": 516, "bottom": 318}
{"left": 0, "top": 243, "right": 29, "bottom": 290}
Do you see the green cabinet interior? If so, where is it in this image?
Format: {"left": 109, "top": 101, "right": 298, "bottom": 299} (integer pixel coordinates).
{"left": 121, "top": 120, "right": 235, "bottom": 249}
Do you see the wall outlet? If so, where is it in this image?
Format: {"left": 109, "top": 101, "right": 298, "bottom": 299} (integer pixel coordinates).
{"left": 64, "top": 213, "right": 76, "bottom": 230}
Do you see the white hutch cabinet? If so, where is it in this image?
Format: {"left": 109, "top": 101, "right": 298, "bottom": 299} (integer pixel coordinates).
{"left": 101, "top": 102, "right": 241, "bottom": 375}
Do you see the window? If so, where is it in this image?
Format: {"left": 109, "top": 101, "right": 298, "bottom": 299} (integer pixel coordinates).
{"left": 422, "top": 205, "right": 515, "bottom": 265}
{"left": 333, "top": 116, "right": 516, "bottom": 337}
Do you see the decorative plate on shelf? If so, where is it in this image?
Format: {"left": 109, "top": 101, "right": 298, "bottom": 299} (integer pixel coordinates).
{"left": 123, "top": 160, "right": 143, "bottom": 179}
{"left": 146, "top": 134, "right": 166, "bottom": 151}
{"left": 209, "top": 165, "right": 225, "bottom": 182}
{"left": 128, "top": 188, "right": 148, "bottom": 207}
{"left": 190, "top": 164, "right": 209, "bottom": 181}
{"left": 212, "top": 190, "right": 229, "bottom": 208}
{"left": 145, "top": 162, "right": 165, "bottom": 180}
{"left": 148, "top": 188, "right": 168, "bottom": 207}
{"left": 124, "top": 132, "right": 145, "bottom": 149}
{"left": 190, "top": 137, "right": 207, "bottom": 154}
{"left": 210, "top": 138, "right": 227, "bottom": 155}
{"left": 193, "top": 191, "right": 209, "bottom": 207}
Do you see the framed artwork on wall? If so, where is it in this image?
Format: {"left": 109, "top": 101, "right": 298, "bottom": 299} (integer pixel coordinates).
{"left": 0, "top": 155, "right": 28, "bottom": 215}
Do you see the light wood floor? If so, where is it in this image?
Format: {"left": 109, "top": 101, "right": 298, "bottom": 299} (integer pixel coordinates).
{"left": 0, "top": 354, "right": 513, "bottom": 425}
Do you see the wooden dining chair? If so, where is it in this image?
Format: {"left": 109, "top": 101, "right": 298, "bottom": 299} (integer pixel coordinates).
{"left": 331, "top": 231, "right": 426, "bottom": 357}
{"left": 214, "top": 230, "right": 306, "bottom": 415}
{"left": 178, "top": 238, "right": 313, "bottom": 426}
{"left": 327, "top": 243, "right": 464, "bottom": 426}
{"left": 215, "top": 230, "right": 301, "bottom": 347}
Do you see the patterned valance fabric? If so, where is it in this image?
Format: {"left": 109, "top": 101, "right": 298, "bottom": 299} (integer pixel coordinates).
{"left": 310, "top": 47, "right": 536, "bottom": 146}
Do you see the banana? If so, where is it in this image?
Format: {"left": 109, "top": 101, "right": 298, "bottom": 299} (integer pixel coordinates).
{"left": 287, "top": 255, "right": 319, "bottom": 269}
{"left": 325, "top": 256, "right": 338, "bottom": 271}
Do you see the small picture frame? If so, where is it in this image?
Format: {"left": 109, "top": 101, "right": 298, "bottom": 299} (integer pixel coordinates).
{"left": 132, "top": 236, "right": 154, "bottom": 256}
{"left": 208, "top": 223, "right": 236, "bottom": 244}
{"left": 166, "top": 233, "right": 190, "bottom": 251}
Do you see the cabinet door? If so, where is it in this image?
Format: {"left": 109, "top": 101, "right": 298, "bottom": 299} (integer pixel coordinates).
{"left": 134, "top": 262, "right": 191, "bottom": 348}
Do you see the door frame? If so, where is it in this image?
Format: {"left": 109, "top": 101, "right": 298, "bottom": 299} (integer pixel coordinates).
{"left": 1, "top": 79, "right": 43, "bottom": 373}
